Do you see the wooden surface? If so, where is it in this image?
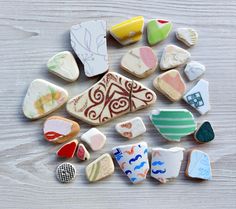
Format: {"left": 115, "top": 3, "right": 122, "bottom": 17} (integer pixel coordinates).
{"left": 0, "top": 0, "right": 236, "bottom": 208}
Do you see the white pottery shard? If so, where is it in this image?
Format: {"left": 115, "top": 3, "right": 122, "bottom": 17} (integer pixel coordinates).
{"left": 70, "top": 20, "right": 108, "bottom": 77}
{"left": 183, "top": 79, "right": 210, "bottom": 115}
{"left": 184, "top": 61, "right": 206, "bottom": 81}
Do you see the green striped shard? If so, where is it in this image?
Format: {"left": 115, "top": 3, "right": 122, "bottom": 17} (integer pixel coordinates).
{"left": 150, "top": 109, "right": 197, "bottom": 142}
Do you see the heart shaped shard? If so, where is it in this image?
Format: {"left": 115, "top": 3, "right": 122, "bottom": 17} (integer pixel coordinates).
{"left": 160, "top": 44, "right": 190, "bottom": 70}
{"left": 153, "top": 69, "right": 186, "bottom": 102}
{"left": 66, "top": 72, "right": 156, "bottom": 125}
{"left": 112, "top": 142, "right": 149, "bottom": 184}
{"left": 110, "top": 16, "right": 144, "bottom": 45}
{"left": 70, "top": 20, "right": 108, "bottom": 77}
{"left": 23, "top": 79, "right": 68, "bottom": 119}
{"left": 121, "top": 46, "right": 158, "bottom": 78}
{"left": 185, "top": 150, "right": 212, "bottom": 180}
{"left": 57, "top": 139, "right": 78, "bottom": 158}
{"left": 86, "top": 153, "right": 114, "bottom": 182}
{"left": 151, "top": 147, "right": 185, "bottom": 183}
{"left": 147, "top": 19, "right": 172, "bottom": 45}
{"left": 43, "top": 116, "right": 80, "bottom": 144}
{"left": 150, "top": 109, "right": 197, "bottom": 142}
{"left": 194, "top": 121, "right": 215, "bottom": 143}
{"left": 47, "top": 51, "right": 79, "bottom": 82}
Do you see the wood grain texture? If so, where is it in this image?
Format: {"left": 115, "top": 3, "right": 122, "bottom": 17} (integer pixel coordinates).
{"left": 0, "top": 0, "right": 236, "bottom": 208}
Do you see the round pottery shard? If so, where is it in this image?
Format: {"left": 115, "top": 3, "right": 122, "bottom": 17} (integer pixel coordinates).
{"left": 23, "top": 79, "right": 68, "bottom": 119}
{"left": 56, "top": 162, "right": 76, "bottom": 183}
{"left": 43, "top": 116, "right": 80, "bottom": 144}
{"left": 121, "top": 46, "right": 158, "bottom": 78}
{"left": 153, "top": 69, "right": 186, "bottom": 102}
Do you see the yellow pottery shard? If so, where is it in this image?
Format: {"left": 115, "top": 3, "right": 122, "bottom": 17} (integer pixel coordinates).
{"left": 110, "top": 16, "right": 144, "bottom": 45}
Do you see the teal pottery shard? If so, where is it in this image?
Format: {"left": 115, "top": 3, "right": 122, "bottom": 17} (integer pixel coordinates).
{"left": 194, "top": 121, "right": 215, "bottom": 143}
{"left": 185, "top": 150, "right": 212, "bottom": 180}
{"left": 150, "top": 109, "right": 197, "bottom": 142}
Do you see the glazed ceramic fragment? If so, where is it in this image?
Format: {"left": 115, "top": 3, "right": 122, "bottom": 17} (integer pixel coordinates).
{"left": 115, "top": 117, "right": 146, "bottom": 139}
{"left": 43, "top": 116, "right": 80, "bottom": 143}
{"left": 151, "top": 147, "right": 185, "bottom": 183}
{"left": 153, "top": 69, "right": 186, "bottom": 102}
{"left": 160, "top": 44, "right": 191, "bottom": 70}
{"left": 70, "top": 20, "right": 108, "bottom": 77}
{"left": 81, "top": 128, "right": 106, "bottom": 151}
{"left": 185, "top": 150, "right": 212, "bottom": 180}
{"left": 121, "top": 46, "right": 158, "bottom": 78}
{"left": 56, "top": 139, "right": 78, "bottom": 158}
{"left": 110, "top": 16, "right": 144, "bottom": 45}
{"left": 23, "top": 79, "right": 68, "bottom": 119}
{"left": 150, "top": 109, "right": 197, "bottom": 142}
{"left": 66, "top": 72, "right": 156, "bottom": 125}
{"left": 77, "top": 143, "right": 90, "bottom": 160}
{"left": 147, "top": 19, "right": 172, "bottom": 45}
{"left": 194, "top": 121, "right": 215, "bottom": 143}
{"left": 112, "top": 141, "right": 149, "bottom": 184}
{"left": 86, "top": 153, "right": 115, "bottom": 182}
{"left": 184, "top": 61, "right": 206, "bottom": 81}
{"left": 183, "top": 79, "right": 210, "bottom": 115}
{"left": 176, "top": 28, "right": 198, "bottom": 47}
{"left": 47, "top": 51, "right": 79, "bottom": 82}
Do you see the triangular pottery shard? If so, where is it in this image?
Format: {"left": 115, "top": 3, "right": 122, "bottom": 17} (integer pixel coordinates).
{"left": 70, "top": 20, "right": 108, "bottom": 77}
{"left": 66, "top": 72, "right": 156, "bottom": 125}
{"left": 23, "top": 79, "right": 68, "bottom": 119}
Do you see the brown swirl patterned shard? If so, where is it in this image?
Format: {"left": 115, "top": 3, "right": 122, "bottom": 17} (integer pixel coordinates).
{"left": 66, "top": 72, "right": 156, "bottom": 125}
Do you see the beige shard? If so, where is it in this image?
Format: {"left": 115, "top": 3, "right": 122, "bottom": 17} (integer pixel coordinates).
{"left": 121, "top": 46, "right": 158, "bottom": 78}
{"left": 66, "top": 72, "right": 156, "bottom": 125}
{"left": 160, "top": 44, "right": 191, "bottom": 70}
{"left": 86, "top": 153, "right": 114, "bottom": 182}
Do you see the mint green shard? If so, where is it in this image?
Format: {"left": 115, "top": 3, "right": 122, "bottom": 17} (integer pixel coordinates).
{"left": 150, "top": 109, "right": 197, "bottom": 142}
{"left": 152, "top": 119, "right": 195, "bottom": 126}
{"left": 147, "top": 20, "right": 172, "bottom": 45}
